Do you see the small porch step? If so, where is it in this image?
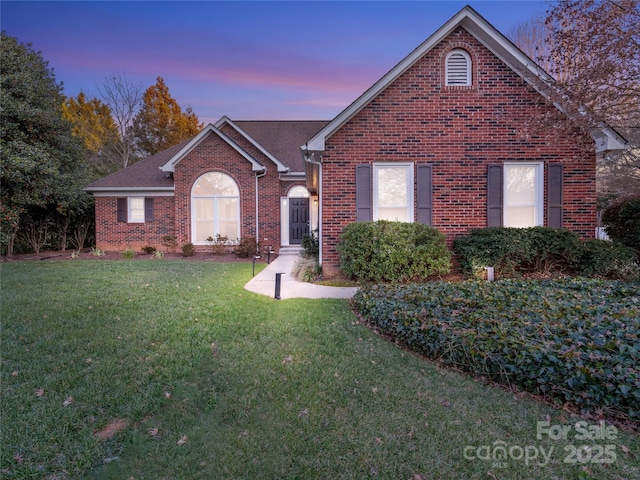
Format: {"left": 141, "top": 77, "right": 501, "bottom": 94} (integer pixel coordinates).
{"left": 278, "top": 246, "right": 303, "bottom": 256}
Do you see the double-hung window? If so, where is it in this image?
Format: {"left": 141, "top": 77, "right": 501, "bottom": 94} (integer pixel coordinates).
{"left": 373, "top": 163, "right": 413, "bottom": 222}
{"left": 503, "top": 163, "right": 543, "bottom": 227}
{"left": 117, "top": 197, "right": 153, "bottom": 223}
{"left": 128, "top": 197, "right": 145, "bottom": 223}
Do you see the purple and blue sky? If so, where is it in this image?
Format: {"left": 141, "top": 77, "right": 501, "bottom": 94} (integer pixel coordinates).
{"left": 2, "top": 1, "right": 548, "bottom": 123}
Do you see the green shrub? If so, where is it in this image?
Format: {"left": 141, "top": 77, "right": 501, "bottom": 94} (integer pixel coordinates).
{"left": 578, "top": 240, "right": 639, "bottom": 279}
{"left": 603, "top": 196, "right": 640, "bottom": 252}
{"left": 121, "top": 249, "right": 136, "bottom": 259}
{"left": 353, "top": 279, "right": 640, "bottom": 420}
{"left": 141, "top": 245, "right": 157, "bottom": 255}
{"left": 161, "top": 234, "right": 177, "bottom": 252}
{"left": 206, "top": 234, "right": 229, "bottom": 255}
{"left": 337, "top": 221, "right": 451, "bottom": 282}
{"left": 301, "top": 229, "right": 319, "bottom": 258}
{"left": 453, "top": 227, "right": 581, "bottom": 277}
{"left": 181, "top": 242, "right": 195, "bottom": 257}
{"left": 234, "top": 236, "right": 258, "bottom": 258}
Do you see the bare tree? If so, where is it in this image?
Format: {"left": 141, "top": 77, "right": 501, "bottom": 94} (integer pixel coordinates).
{"left": 97, "top": 74, "right": 144, "bottom": 169}
{"left": 509, "top": 0, "right": 640, "bottom": 200}
{"left": 545, "top": 0, "right": 640, "bottom": 129}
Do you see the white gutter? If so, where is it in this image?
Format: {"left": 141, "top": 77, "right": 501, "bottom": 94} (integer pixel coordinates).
{"left": 255, "top": 169, "right": 266, "bottom": 251}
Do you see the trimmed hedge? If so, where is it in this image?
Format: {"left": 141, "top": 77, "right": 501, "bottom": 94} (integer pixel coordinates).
{"left": 453, "top": 227, "right": 580, "bottom": 276}
{"left": 579, "top": 239, "right": 639, "bottom": 279}
{"left": 337, "top": 221, "right": 451, "bottom": 282}
{"left": 603, "top": 196, "right": 640, "bottom": 252}
{"left": 353, "top": 279, "right": 640, "bottom": 420}
{"left": 453, "top": 227, "right": 639, "bottom": 279}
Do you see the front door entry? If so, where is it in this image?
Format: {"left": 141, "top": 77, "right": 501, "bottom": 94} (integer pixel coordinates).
{"left": 289, "top": 198, "right": 309, "bottom": 245}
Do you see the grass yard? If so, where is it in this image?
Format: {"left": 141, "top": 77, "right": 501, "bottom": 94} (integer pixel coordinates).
{"left": 1, "top": 260, "right": 638, "bottom": 479}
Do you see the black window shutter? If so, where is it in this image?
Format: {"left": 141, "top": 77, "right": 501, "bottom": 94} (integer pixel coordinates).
{"left": 548, "top": 164, "right": 563, "bottom": 228}
{"left": 355, "top": 164, "right": 372, "bottom": 222}
{"left": 145, "top": 197, "right": 154, "bottom": 222}
{"left": 416, "top": 164, "right": 433, "bottom": 225}
{"left": 117, "top": 198, "right": 127, "bottom": 223}
{"left": 487, "top": 164, "right": 503, "bottom": 227}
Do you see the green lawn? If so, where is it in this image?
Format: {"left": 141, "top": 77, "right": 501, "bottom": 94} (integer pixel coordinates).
{"left": 1, "top": 260, "right": 638, "bottom": 479}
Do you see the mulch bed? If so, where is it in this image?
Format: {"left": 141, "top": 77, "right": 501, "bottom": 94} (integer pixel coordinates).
{"left": 1, "top": 249, "right": 264, "bottom": 264}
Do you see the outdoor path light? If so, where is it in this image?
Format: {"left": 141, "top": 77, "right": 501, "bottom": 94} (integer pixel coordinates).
{"left": 252, "top": 255, "right": 261, "bottom": 277}
{"left": 275, "top": 273, "right": 285, "bottom": 299}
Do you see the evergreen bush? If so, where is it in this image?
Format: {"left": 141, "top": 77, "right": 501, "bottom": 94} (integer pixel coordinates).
{"left": 337, "top": 221, "right": 451, "bottom": 282}
{"left": 603, "top": 196, "right": 640, "bottom": 252}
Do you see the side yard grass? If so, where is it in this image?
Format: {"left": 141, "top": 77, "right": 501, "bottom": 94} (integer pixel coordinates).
{"left": 1, "top": 260, "right": 639, "bottom": 479}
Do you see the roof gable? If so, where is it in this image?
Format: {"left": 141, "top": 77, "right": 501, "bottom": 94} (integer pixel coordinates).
{"left": 303, "top": 5, "right": 626, "bottom": 155}
{"left": 216, "top": 117, "right": 329, "bottom": 173}
{"left": 160, "top": 123, "right": 265, "bottom": 173}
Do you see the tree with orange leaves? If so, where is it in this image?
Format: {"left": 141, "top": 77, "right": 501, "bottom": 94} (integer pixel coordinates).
{"left": 133, "top": 76, "right": 203, "bottom": 156}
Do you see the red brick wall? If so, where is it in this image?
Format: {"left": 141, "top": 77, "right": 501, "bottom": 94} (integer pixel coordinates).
{"left": 320, "top": 27, "right": 596, "bottom": 273}
{"left": 94, "top": 196, "right": 175, "bottom": 251}
{"left": 93, "top": 129, "right": 303, "bottom": 253}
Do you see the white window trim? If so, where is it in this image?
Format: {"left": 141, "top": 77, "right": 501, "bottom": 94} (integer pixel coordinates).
{"left": 445, "top": 49, "right": 472, "bottom": 86}
{"left": 190, "top": 173, "right": 241, "bottom": 245}
{"left": 503, "top": 162, "right": 544, "bottom": 227}
{"left": 128, "top": 197, "right": 145, "bottom": 223}
{"left": 373, "top": 163, "right": 414, "bottom": 222}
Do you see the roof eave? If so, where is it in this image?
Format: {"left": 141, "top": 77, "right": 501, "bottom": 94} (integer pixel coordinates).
{"left": 85, "top": 186, "right": 175, "bottom": 196}
{"left": 215, "top": 116, "right": 290, "bottom": 172}
{"left": 160, "top": 122, "right": 266, "bottom": 173}
{"left": 592, "top": 127, "right": 629, "bottom": 154}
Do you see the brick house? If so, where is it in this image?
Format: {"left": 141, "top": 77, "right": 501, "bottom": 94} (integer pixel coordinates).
{"left": 86, "top": 118, "right": 328, "bottom": 252}
{"left": 86, "top": 6, "right": 626, "bottom": 272}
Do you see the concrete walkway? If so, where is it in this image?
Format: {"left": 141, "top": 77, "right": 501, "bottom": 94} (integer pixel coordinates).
{"left": 244, "top": 248, "right": 358, "bottom": 299}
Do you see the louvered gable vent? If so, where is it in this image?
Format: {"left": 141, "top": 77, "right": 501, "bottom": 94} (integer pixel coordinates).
{"left": 446, "top": 49, "right": 471, "bottom": 86}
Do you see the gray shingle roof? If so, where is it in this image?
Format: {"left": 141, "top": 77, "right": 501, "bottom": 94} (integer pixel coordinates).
{"left": 85, "top": 141, "right": 188, "bottom": 191}
{"left": 234, "top": 121, "right": 329, "bottom": 172}
{"left": 85, "top": 120, "right": 330, "bottom": 191}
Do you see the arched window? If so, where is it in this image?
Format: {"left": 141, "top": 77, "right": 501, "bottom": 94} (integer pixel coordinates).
{"left": 192, "top": 172, "right": 240, "bottom": 243}
{"left": 445, "top": 49, "right": 472, "bottom": 86}
{"left": 288, "top": 185, "right": 310, "bottom": 198}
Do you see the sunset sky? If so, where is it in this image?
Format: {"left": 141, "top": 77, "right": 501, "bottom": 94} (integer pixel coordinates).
{"left": 2, "top": 1, "right": 548, "bottom": 123}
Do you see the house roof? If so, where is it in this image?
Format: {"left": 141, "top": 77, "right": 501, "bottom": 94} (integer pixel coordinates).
{"left": 160, "top": 123, "right": 265, "bottom": 173}
{"left": 85, "top": 119, "right": 329, "bottom": 192}
{"left": 85, "top": 141, "right": 187, "bottom": 193}
{"left": 217, "top": 118, "right": 329, "bottom": 173}
{"left": 302, "top": 4, "right": 627, "bottom": 155}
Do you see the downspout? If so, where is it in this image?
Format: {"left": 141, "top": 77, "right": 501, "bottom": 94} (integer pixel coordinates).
{"left": 255, "top": 169, "right": 266, "bottom": 254}
{"left": 303, "top": 147, "right": 322, "bottom": 265}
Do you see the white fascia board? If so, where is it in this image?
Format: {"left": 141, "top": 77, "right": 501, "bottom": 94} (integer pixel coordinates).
{"left": 215, "top": 117, "right": 289, "bottom": 172}
{"left": 87, "top": 188, "right": 175, "bottom": 197}
{"left": 279, "top": 171, "right": 305, "bottom": 181}
{"left": 160, "top": 123, "right": 216, "bottom": 172}
{"left": 160, "top": 122, "right": 265, "bottom": 173}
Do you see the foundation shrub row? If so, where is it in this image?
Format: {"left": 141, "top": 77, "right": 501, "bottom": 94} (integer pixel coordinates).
{"left": 338, "top": 223, "right": 639, "bottom": 282}
{"left": 602, "top": 196, "right": 640, "bottom": 252}
{"left": 453, "top": 227, "right": 639, "bottom": 280}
